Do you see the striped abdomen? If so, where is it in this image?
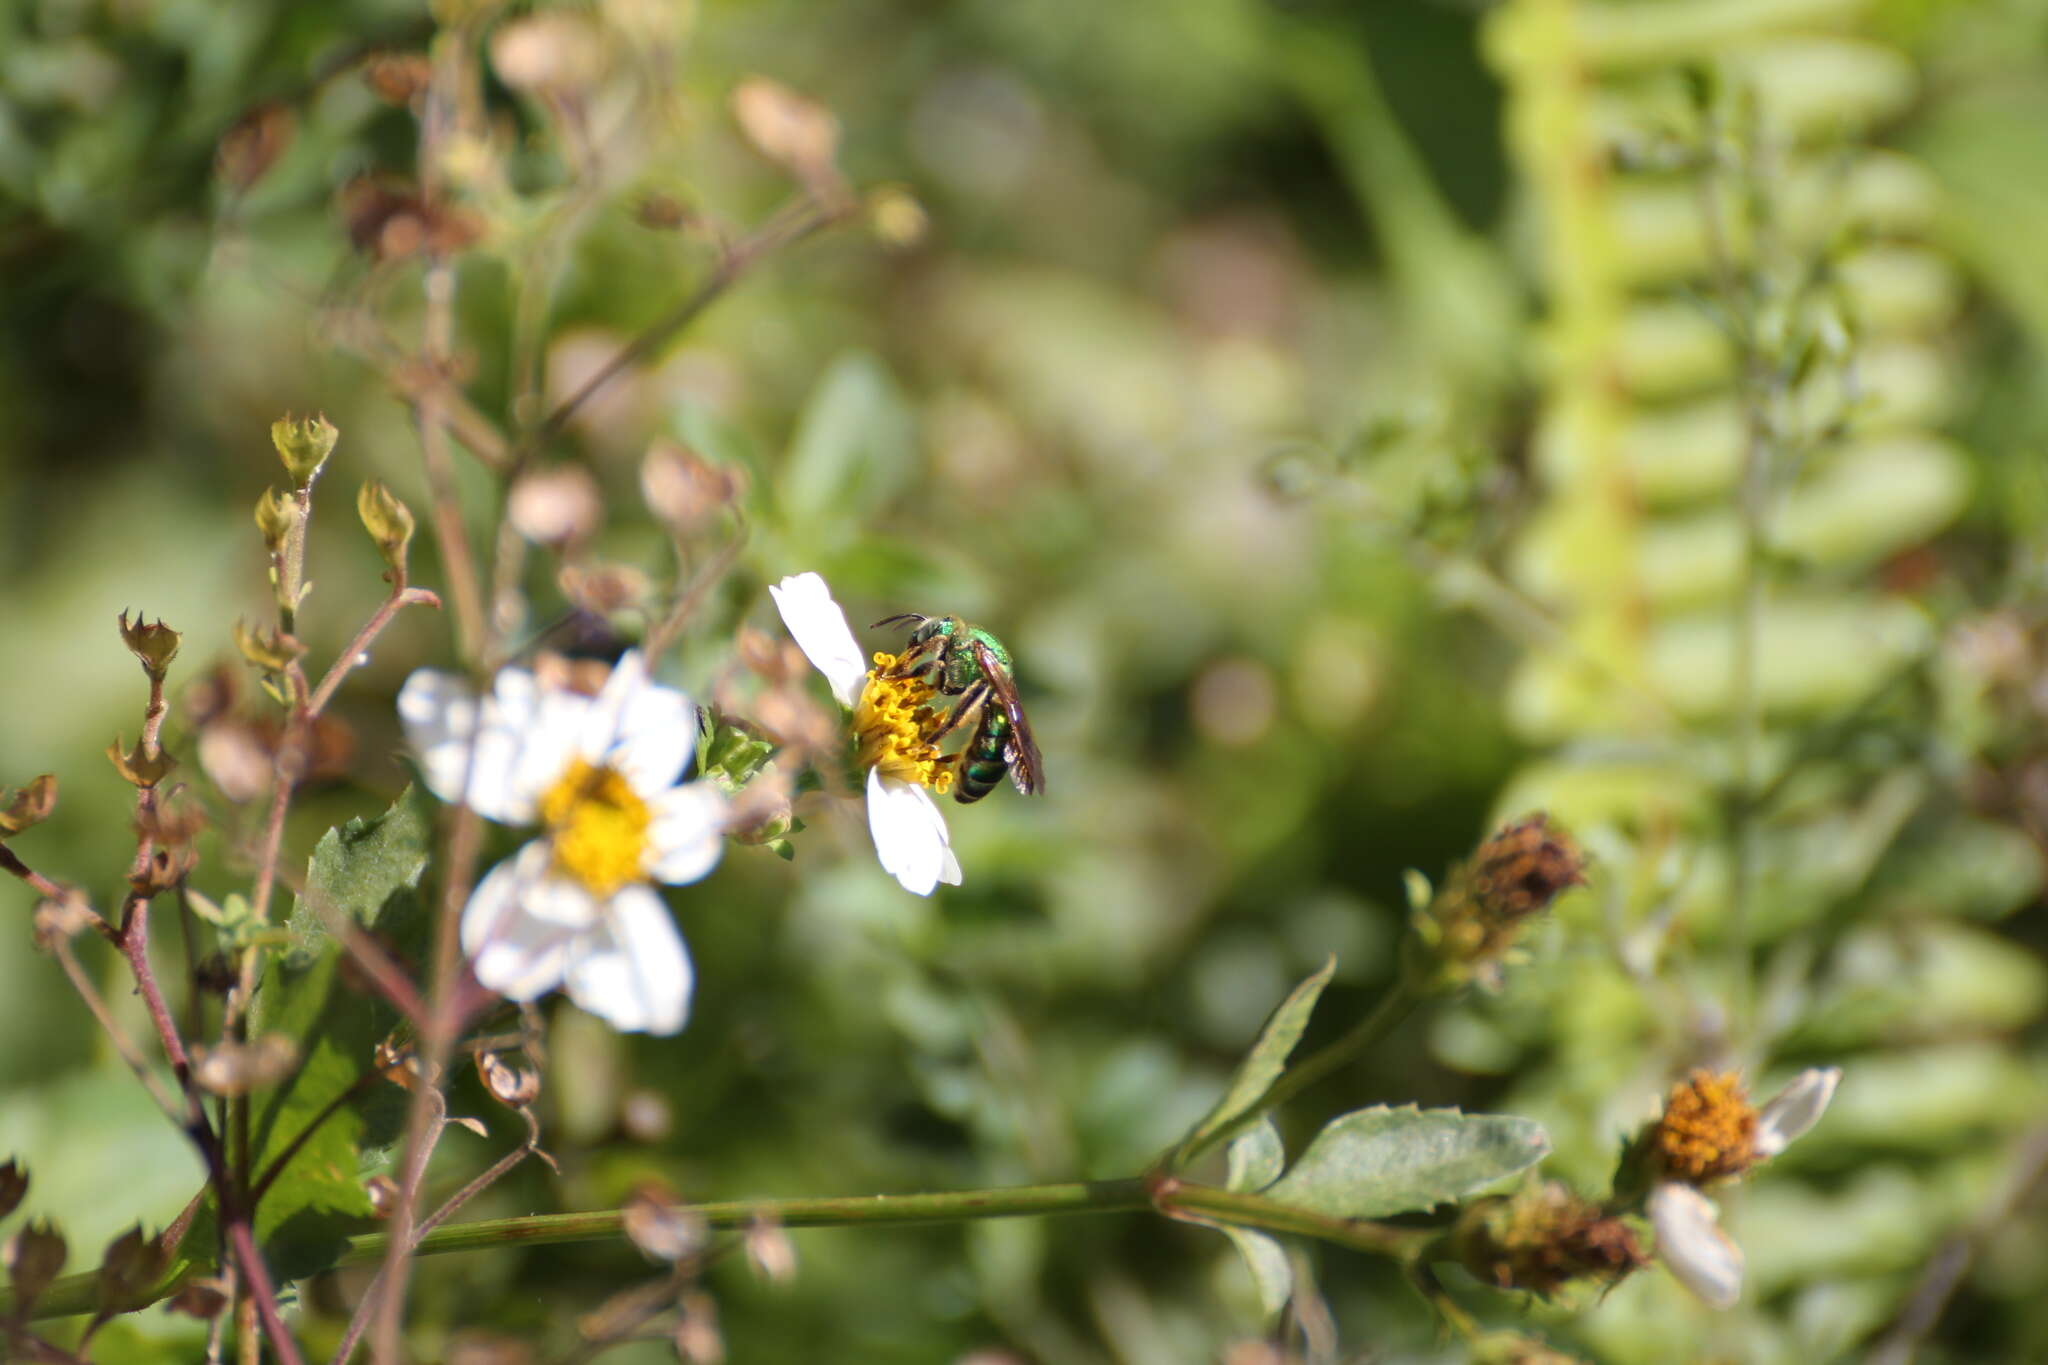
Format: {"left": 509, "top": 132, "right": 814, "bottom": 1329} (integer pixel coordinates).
{"left": 953, "top": 709, "right": 1012, "bottom": 804}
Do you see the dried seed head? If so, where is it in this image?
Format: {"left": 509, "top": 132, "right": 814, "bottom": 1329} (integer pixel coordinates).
{"left": 1454, "top": 1183, "right": 1646, "bottom": 1296}
{"left": 1409, "top": 813, "right": 1585, "bottom": 991}
{"left": 477, "top": 1051, "right": 542, "bottom": 1109}
{"left": 106, "top": 735, "right": 177, "bottom": 790}
{"left": 0, "top": 1161, "right": 28, "bottom": 1222}
{"left": 216, "top": 101, "right": 296, "bottom": 192}
{"left": 4, "top": 1219, "right": 68, "bottom": 1309}
{"left": 0, "top": 773, "right": 58, "bottom": 839}
{"left": 118, "top": 612, "right": 182, "bottom": 682}
{"left": 97, "top": 1225, "right": 172, "bottom": 1313}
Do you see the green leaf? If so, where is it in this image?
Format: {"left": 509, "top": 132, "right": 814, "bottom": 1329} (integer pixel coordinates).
{"left": 1222, "top": 1226, "right": 1294, "bottom": 1321}
{"left": 778, "top": 350, "right": 915, "bottom": 534}
{"left": 249, "top": 784, "right": 435, "bottom": 1279}
{"left": 1226, "top": 1120, "right": 1284, "bottom": 1194}
{"left": 1174, "top": 957, "right": 1335, "bottom": 1161}
{"left": 1264, "top": 1105, "right": 1549, "bottom": 1219}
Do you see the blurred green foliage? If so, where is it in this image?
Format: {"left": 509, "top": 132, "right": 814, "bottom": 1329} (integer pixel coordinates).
{"left": 3, "top": 0, "right": 2048, "bottom": 1360}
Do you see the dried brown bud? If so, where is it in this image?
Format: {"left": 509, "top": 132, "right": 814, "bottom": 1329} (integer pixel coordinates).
{"left": 4, "top": 1218, "right": 67, "bottom": 1310}
{"left": 165, "top": 1276, "right": 231, "bottom": 1320}
{"left": 97, "top": 1225, "right": 172, "bottom": 1313}
{"left": 635, "top": 192, "right": 694, "bottom": 232}
{"left": 0, "top": 1160, "right": 28, "bottom": 1222}
{"left": 375, "top": 1035, "right": 438, "bottom": 1091}
{"left": 106, "top": 735, "right": 177, "bottom": 790}
{"left": 1454, "top": 1183, "right": 1646, "bottom": 1297}
{"left": 191, "top": 1036, "right": 298, "bottom": 1097}
{"left": 134, "top": 791, "right": 208, "bottom": 851}
{"left": 0, "top": 773, "right": 58, "bottom": 839}
{"left": 1408, "top": 814, "right": 1585, "bottom": 991}
{"left": 640, "top": 443, "right": 738, "bottom": 535}
{"left": 118, "top": 612, "right": 182, "bottom": 682}
{"left": 271, "top": 413, "right": 338, "bottom": 488}
{"left": 362, "top": 51, "right": 431, "bottom": 107}
{"left": 128, "top": 845, "right": 196, "bottom": 897}
{"left": 357, "top": 479, "right": 416, "bottom": 577}
{"left": 338, "top": 176, "right": 481, "bottom": 261}
{"left": 621, "top": 1183, "right": 706, "bottom": 1263}
{"left": 507, "top": 465, "right": 603, "bottom": 547}
{"left": 216, "top": 101, "right": 295, "bottom": 192}
{"left": 477, "top": 1051, "right": 542, "bottom": 1109}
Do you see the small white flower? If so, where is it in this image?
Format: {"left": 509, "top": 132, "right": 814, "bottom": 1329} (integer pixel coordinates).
{"left": 770, "top": 572, "right": 963, "bottom": 897}
{"left": 398, "top": 652, "right": 726, "bottom": 1035}
{"left": 1649, "top": 1181, "right": 1744, "bottom": 1310}
{"left": 1753, "top": 1066, "right": 1841, "bottom": 1160}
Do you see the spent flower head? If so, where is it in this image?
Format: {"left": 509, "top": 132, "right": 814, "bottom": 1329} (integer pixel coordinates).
{"left": 399, "top": 651, "right": 727, "bottom": 1034}
{"left": 769, "top": 572, "right": 962, "bottom": 896}
{"left": 1409, "top": 813, "right": 1585, "bottom": 991}
{"left": 1454, "top": 1181, "right": 1646, "bottom": 1297}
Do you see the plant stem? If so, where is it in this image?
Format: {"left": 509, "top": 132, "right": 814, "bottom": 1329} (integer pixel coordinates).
{"left": 1152, "top": 1179, "right": 1434, "bottom": 1260}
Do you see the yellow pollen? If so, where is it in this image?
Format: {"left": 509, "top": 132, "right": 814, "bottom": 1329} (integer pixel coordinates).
{"left": 1653, "top": 1070, "right": 1759, "bottom": 1183}
{"left": 538, "top": 759, "right": 652, "bottom": 899}
{"left": 854, "top": 651, "right": 955, "bottom": 794}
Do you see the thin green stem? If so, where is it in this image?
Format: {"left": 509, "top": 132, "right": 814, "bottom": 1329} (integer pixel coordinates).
{"left": 1153, "top": 1180, "right": 1434, "bottom": 1261}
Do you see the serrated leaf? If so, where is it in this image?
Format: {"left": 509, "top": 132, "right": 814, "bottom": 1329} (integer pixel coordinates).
{"left": 778, "top": 350, "right": 914, "bottom": 534}
{"left": 1222, "top": 1226, "right": 1294, "bottom": 1321}
{"left": 1176, "top": 957, "right": 1335, "bottom": 1160}
{"left": 249, "top": 784, "right": 434, "bottom": 1279}
{"left": 1226, "top": 1119, "right": 1284, "bottom": 1194}
{"left": 1264, "top": 1105, "right": 1549, "bottom": 1219}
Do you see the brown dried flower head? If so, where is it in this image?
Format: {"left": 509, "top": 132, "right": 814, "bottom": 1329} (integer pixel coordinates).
{"left": 1455, "top": 1182, "right": 1646, "bottom": 1297}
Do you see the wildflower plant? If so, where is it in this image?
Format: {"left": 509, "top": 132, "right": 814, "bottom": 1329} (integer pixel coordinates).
{"left": 0, "top": 0, "right": 2039, "bottom": 1361}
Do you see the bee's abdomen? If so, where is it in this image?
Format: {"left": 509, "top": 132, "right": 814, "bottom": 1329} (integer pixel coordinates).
{"left": 954, "top": 711, "right": 1012, "bottom": 804}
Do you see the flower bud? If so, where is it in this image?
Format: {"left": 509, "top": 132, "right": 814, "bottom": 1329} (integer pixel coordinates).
{"left": 118, "top": 612, "right": 181, "bottom": 682}
{"left": 4, "top": 1218, "right": 68, "bottom": 1310}
{"left": 0, "top": 773, "right": 58, "bottom": 839}
{"left": 106, "top": 735, "right": 177, "bottom": 789}
{"left": 357, "top": 479, "right": 416, "bottom": 578}
{"left": 216, "top": 101, "right": 296, "bottom": 193}
{"left": 0, "top": 1161, "right": 27, "bottom": 1222}
{"left": 254, "top": 486, "right": 298, "bottom": 551}
{"left": 97, "top": 1224, "right": 171, "bottom": 1314}
{"left": 1408, "top": 813, "right": 1585, "bottom": 992}
{"left": 271, "top": 413, "right": 338, "bottom": 488}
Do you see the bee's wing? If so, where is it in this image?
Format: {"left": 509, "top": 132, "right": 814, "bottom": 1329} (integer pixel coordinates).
{"left": 971, "top": 639, "right": 1045, "bottom": 795}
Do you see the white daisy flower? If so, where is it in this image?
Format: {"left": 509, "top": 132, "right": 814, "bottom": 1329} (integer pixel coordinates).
{"left": 397, "top": 652, "right": 726, "bottom": 1035}
{"left": 768, "top": 571, "right": 963, "bottom": 897}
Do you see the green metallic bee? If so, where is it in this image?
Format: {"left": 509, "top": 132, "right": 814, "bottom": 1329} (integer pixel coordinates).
{"left": 872, "top": 613, "right": 1045, "bottom": 803}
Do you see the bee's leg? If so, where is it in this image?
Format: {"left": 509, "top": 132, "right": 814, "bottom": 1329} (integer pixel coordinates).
{"left": 927, "top": 683, "right": 988, "bottom": 743}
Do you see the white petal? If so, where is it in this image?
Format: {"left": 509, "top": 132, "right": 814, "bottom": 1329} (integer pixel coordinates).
{"left": 1754, "top": 1067, "right": 1841, "bottom": 1159}
{"left": 565, "top": 885, "right": 693, "bottom": 1035}
{"left": 866, "top": 768, "right": 959, "bottom": 897}
{"left": 770, "top": 572, "right": 869, "bottom": 707}
{"left": 645, "top": 783, "right": 728, "bottom": 885}
{"left": 398, "top": 667, "right": 539, "bottom": 824}
{"left": 582, "top": 652, "right": 697, "bottom": 799}
{"left": 1649, "top": 1182, "right": 1743, "bottom": 1310}
{"left": 461, "top": 845, "right": 576, "bottom": 1002}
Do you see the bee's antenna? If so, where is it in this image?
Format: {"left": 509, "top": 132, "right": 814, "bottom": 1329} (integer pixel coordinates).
{"left": 871, "top": 613, "right": 929, "bottom": 630}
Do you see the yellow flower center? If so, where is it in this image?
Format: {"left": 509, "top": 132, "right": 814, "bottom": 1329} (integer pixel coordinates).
{"left": 538, "top": 758, "right": 652, "bottom": 899}
{"left": 1652, "top": 1070, "right": 1759, "bottom": 1183}
{"left": 853, "top": 651, "right": 955, "bottom": 794}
